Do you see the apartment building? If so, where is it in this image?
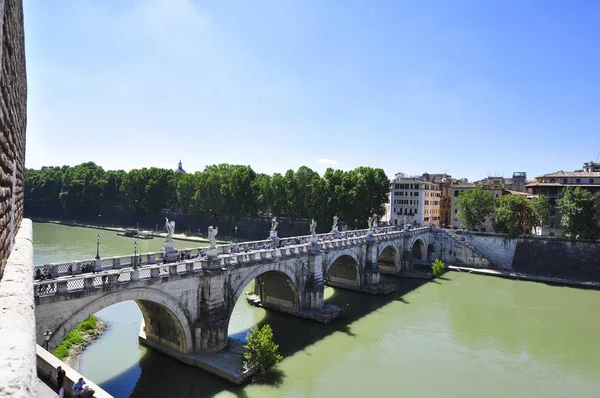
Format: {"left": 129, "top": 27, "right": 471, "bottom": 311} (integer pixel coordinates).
{"left": 526, "top": 161, "right": 600, "bottom": 237}
{"left": 389, "top": 173, "right": 443, "bottom": 227}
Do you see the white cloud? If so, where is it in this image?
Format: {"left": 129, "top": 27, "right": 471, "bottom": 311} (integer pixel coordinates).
{"left": 317, "top": 158, "right": 338, "bottom": 165}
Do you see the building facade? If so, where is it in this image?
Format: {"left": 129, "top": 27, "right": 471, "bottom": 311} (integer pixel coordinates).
{"left": 389, "top": 173, "right": 443, "bottom": 227}
{"left": 526, "top": 161, "right": 600, "bottom": 237}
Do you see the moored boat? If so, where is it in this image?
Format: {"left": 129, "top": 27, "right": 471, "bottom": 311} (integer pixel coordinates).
{"left": 116, "top": 228, "right": 154, "bottom": 239}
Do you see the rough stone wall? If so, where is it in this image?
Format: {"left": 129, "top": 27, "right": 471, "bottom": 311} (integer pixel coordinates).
{"left": 0, "top": 0, "right": 27, "bottom": 281}
{"left": 449, "top": 230, "right": 600, "bottom": 282}
{"left": 512, "top": 239, "right": 600, "bottom": 282}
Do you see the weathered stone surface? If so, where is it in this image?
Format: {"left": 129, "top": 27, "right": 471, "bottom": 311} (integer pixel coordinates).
{"left": 0, "top": 219, "right": 35, "bottom": 398}
{"left": 0, "top": 0, "right": 27, "bottom": 281}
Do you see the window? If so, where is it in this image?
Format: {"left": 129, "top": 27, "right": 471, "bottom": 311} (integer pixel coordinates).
{"left": 550, "top": 210, "right": 556, "bottom": 217}
{"left": 455, "top": 209, "right": 458, "bottom": 213}
{"left": 550, "top": 222, "right": 555, "bottom": 228}
{"left": 576, "top": 178, "right": 581, "bottom": 184}
{"left": 563, "top": 178, "right": 567, "bottom": 184}
{"left": 454, "top": 190, "right": 459, "bottom": 197}
{"left": 590, "top": 179, "right": 594, "bottom": 184}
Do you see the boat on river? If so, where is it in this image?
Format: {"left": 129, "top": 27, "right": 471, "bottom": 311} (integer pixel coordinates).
{"left": 116, "top": 229, "right": 154, "bottom": 239}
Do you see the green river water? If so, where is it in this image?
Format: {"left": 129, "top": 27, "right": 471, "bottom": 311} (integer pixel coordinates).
{"left": 33, "top": 222, "right": 600, "bottom": 398}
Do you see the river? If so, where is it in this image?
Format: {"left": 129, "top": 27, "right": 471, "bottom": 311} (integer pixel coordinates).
{"left": 33, "top": 222, "right": 600, "bottom": 398}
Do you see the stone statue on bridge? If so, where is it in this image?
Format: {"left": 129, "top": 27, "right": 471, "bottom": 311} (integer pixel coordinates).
{"left": 208, "top": 226, "right": 218, "bottom": 249}
{"left": 332, "top": 215, "right": 339, "bottom": 232}
{"left": 309, "top": 219, "right": 317, "bottom": 237}
{"left": 165, "top": 217, "right": 175, "bottom": 240}
{"left": 403, "top": 215, "right": 410, "bottom": 231}
{"left": 271, "top": 217, "right": 278, "bottom": 233}
{"left": 367, "top": 214, "right": 377, "bottom": 231}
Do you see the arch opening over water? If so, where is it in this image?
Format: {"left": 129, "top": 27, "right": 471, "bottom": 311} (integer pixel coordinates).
{"left": 43, "top": 288, "right": 193, "bottom": 355}
{"left": 326, "top": 254, "right": 361, "bottom": 289}
{"left": 228, "top": 269, "right": 300, "bottom": 340}
{"left": 378, "top": 245, "right": 398, "bottom": 271}
{"left": 412, "top": 239, "right": 425, "bottom": 260}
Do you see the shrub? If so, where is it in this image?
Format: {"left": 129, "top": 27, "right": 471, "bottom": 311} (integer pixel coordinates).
{"left": 53, "top": 315, "right": 99, "bottom": 359}
{"left": 243, "top": 324, "right": 283, "bottom": 374}
{"left": 432, "top": 258, "right": 445, "bottom": 278}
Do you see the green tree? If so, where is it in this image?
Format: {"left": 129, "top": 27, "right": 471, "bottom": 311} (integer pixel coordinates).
{"left": 492, "top": 195, "right": 530, "bottom": 236}
{"left": 243, "top": 324, "right": 283, "bottom": 374}
{"left": 528, "top": 195, "right": 549, "bottom": 233}
{"left": 432, "top": 258, "right": 445, "bottom": 278}
{"left": 557, "top": 186, "right": 599, "bottom": 241}
{"left": 493, "top": 194, "right": 550, "bottom": 236}
{"left": 456, "top": 187, "right": 496, "bottom": 230}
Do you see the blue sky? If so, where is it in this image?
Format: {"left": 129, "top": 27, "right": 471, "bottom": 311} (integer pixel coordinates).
{"left": 24, "top": 0, "right": 600, "bottom": 181}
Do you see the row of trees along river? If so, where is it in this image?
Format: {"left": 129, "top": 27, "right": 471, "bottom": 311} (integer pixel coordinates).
{"left": 24, "top": 162, "right": 390, "bottom": 233}
{"left": 456, "top": 186, "right": 599, "bottom": 240}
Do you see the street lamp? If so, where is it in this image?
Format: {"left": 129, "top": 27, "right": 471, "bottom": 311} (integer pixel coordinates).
{"left": 133, "top": 241, "right": 138, "bottom": 269}
{"left": 95, "top": 234, "right": 100, "bottom": 260}
{"left": 235, "top": 226, "right": 238, "bottom": 241}
{"left": 43, "top": 330, "right": 52, "bottom": 350}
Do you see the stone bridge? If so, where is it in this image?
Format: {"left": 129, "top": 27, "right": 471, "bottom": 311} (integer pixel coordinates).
{"left": 33, "top": 226, "right": 490, "bottom": 379}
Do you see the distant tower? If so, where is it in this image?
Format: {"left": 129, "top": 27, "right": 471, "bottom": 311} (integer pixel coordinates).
{"left": 176, "top": 160, "right": 186, "bottom": 174}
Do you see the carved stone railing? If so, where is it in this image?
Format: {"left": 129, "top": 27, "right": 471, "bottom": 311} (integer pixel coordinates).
{"left": 34, "top": 227, "right": 425, "bottom": 287}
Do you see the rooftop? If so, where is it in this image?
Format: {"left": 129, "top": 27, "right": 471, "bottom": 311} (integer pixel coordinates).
{"left": 539, "top": 171, "right": 600, "bottom": 178}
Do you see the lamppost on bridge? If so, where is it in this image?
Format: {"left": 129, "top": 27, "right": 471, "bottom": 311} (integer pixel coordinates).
{"left": 43, "top": 330, "right": 52, "bottom": 350}
{"left": 354, "top": 219, "right": 358, "bottom": 230}
{"left": 133, "top": 240, "right": 138, "bottom": 269}
{"left": 95, "top": 234, "right": 100, "bottom": 260}
{"left": 235, "top": 226, "right": 238, "bottom": 242}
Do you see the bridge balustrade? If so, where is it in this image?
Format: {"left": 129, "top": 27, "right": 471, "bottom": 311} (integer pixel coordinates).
{"left": 34, "top": 227, "right": 416, "bottom": 288}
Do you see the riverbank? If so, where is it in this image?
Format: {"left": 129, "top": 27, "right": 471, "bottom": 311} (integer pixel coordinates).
{"left": 54, "top": 315, "right": 109, "bottom": 371}
{"left": 31, "top": 217, "right": 230, "bottom": 244}
{"left": 447, "top": 265, "right": 600, "bottom": 290}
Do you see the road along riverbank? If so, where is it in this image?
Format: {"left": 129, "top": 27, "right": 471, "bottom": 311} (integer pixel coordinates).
{"left": 31, "top": 217, "right": 230, "bottom": 244}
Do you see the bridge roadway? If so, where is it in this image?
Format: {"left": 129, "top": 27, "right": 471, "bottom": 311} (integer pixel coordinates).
{"left": 33, "top": 225, "right": 490, "bottom": 382}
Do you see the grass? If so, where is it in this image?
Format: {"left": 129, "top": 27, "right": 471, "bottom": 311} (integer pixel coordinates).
{"left": 53, "top": 315, "right": 99, "bottom": 359}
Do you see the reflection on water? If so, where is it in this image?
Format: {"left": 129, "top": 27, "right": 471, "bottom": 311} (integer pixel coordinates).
{"left": 35, "top": 222, "right": 600, "bottom": 398}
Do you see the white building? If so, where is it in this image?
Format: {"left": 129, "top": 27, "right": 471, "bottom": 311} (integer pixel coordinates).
{"left": 389, "top": 174, "right": 442, "bottom": 227}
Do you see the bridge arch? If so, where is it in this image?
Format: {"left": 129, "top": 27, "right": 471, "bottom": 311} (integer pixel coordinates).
{"left": 230, "top": 263, "right": 301, "bottom": 316}
{"left": 47, "top": 288, "right": 194, "bottom": 355}
{"left": 410, "top": 237, "right": 428, "bottom": 261}
{"left": 325, "top": 251, "right": 362, "bottom": 290}
{"left": 378, "top": 243, "right": 400, "bottom": 271}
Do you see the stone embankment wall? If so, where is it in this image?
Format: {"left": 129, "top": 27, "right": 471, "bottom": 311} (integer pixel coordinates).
{"left": 450, "top": 230, "right": 600, "bottom": 282}
{"left": 0, "top": 1, "right": 32, "bottom": 397}
{"left": 450, "top": 231, "right": 517, "bottom": 270}
{"left": 433, "top": 230, "right": 493, "bottom": 269}
{"left": 0, "top": 0, "right": 27, "bottom": 280}
{"left": 512, "top": 239, "right": 600, "bottom": 281}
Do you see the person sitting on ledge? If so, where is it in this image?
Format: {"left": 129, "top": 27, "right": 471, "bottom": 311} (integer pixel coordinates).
{"left": 81, "top": 385, "right": 96, "bottom": 398}
{"left": 73, "top": 377, "right": 86, "bottom": 397}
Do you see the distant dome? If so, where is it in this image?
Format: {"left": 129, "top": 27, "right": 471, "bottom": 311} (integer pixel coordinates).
{"left": 176, "top": 160, "right": 186, "bottom": 174}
